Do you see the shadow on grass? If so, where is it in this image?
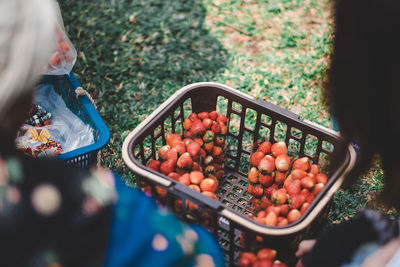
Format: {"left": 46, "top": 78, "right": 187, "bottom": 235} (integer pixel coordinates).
{"left": 59, "top": 0, "right": 229, "bottom": 175}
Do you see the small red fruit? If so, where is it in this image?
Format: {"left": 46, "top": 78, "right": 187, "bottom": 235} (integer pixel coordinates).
{"left": 160, "top": 159, "right": 175, "bottom": 175}
{"left": 274, "top": 171, "right": 286, "bottom": 184}
{"left": 209, "top": 111, "right": 218, "bottom": 121}
{"left": 165, "top": 148, "right": 178, "bottom": 162}
{"left": 292, "top": 157, "right": 310, "bottom": 171}
{"left": 258, "top": 141, "right": 272, "bottom": 154}
{"left": 255, "top": 217, "right": 267, "bottom": 226}
{"left": 291, "top": 169, "right": 307, "bottom": 180}
{"left": 265, "top": 212, "right": 278, "bottom": 226}
{"left": 238, "top": 252, "right": 257, "bottom": 267}
{"left": 183, "top": 138, "right": 193, "bottom": 146}
{"left": 215, "top": 169, "right": 225, "bottom": 179}
{"left": 147, "top": 160, "right": 161, "bottom": 172}
{"left": 258, "top": 155, "right": 275, "bottom": 173}
{"left": 250, "top": 151, "right": 265, "bottom": 167}
{"left": 287, "top": 209, "right": 301, "bottom": 223}
{"left": 212, "top": 146, "right": 223, "bottom": 157}
{"left": 190, "top": 120, "right": 206, "bottom": 137}
{"left": 200, "top": 178, "right": 218, "bottom": 192}
{"left": 204, "top": 155, "right": 214, "bottom": 165}
{"left": 192, "top": 162, "right": 200, "bottom": 171}
{"left": 257, "top": 210, "right": 267, "bottom": 218}
{"left": 307, "top": 173, "right": 316, "bottom": 184}
{"left": 59, "top": 41, "right": 70, "bottom": 52}
{"left": 168, "top": 172, "right": 180, "bottom": 181}
{"left": 186, "top": 141, "right": 201, "bottom": 157}
{"left": 190, "top": 171, "right": 205, "bottom": 185}
{"left": 176, "top": 152, "right": 193, "bottom": 169}
{"left": 277, "top": 204, "right": 289, "bottom": 217}
{"left": 202, "top": 118, "right": 213, "bottom": 129}
{"left": 50, "top": 52, "right": 62, "bottom": 66}
{"left": 216, "top": 114, "right": 228, "bottom": 124}
{"left": 220, "top": 124, "right": 228, "bottom": 135}
{"left": 203, "top": 141, "right": 214, "bottom": 153}
{"left": 193, "top": 138, "right": 204, "bottom": 146}
{"left": 289, "top": 194, "right": 306, "bottom": 210}
{"left": 166, "top": 133, "right": 182, "bottom": 147}
{"left": 183, "top": 118, "right": 192, "bottom": 130}
{"left": 156, "top": 186, "right": 167, "bottom": 197}
{"left": 261, "top": 195, "right": 272, "bottom": 209}
{"left": 208, "top": 175, "right": 219, "bottom": 186}
{"left": 248, "top": 167, "right": 260, "bottom": 183}
{"left": 204, "top": 165, "right": 216, "bottom": 176}
{"left": 186, "top": 200, "right": 199, "bottom": 212}
{"left": 259, "top": 173, "right": 273, "bottom": 187}
{"left": 316, "top": 173, "right": 328, "bottom": 185}
{"left": 301, "top": 176, "right": 315, "bottom": 189}
{"left": 257, "top": 248, "right": 277, "bottom": 260}
{"left": 309, "top": 164, "right": 319, "bottom": 175}
{"left": 286, "top": 179, "right": 301, "bottom": 195}
{"left": 275, "top": 154, "right": 291, "bottom": 172}
{"left": 174, "top": 199, "right": 183, "bottom": 213}
{"left": 300, "top": 202, "right": 310, "bottom": 214}
{"left": 277, "top": 217, "right": 289, "bottom": 227}
{"left": 172, "top": 142, "right": 186, "bottom": 155}
{"left": 301, "top": 188, "right": 311, "bottom": 197}
{"left": 252, "top": 184, "right": 264, "bottom": 198}
{"left": 306, "top": 193, "right": 315, "bottom": 204}
{"left": 158, "top": 145, "right": 171, "bottom": 160}
{"left": 252, "top": 198, "right": 264, "bottom": 211}
{"left": 283, "top": 175, "right": 293, "bottom": 189}
{"left": 178, "top": 173, "right": 190, "bottom": 186}
{"left": 211, "top": 121, "right": 220, "bottom": 133}
{"left": 312, "top": 183, "right": 324, "bottom": 195}
{"left": 266, "top": 206, "right": 281, "bottom": 215}
{"left": 264, "top": 184, "right": 278, "bottom": 198}
{"left": 203, "top": 130, "right": 215, "bottom": 142}
{"left": 271, "top": 141, "right": 288, "bottom": 157}
{"left": 198, "top": 112, "right": 209, "bottom": 120}
{"left": 215, "top": 135, "right": 225, "bottom": 146}
{"left": 272, "top": 188, "right": 287, "bottom": 204}
{"left": 188, "top": 113, "right": 198, "bottom": 122}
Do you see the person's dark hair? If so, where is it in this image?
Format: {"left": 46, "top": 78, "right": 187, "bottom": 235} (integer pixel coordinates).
{"left": 327, "top": 0, "right": 400, "bottom": 208}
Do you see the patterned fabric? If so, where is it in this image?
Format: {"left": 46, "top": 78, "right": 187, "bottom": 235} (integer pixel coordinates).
{"left": 0, "top": 149, "right": 224, "bottom": 267}
{"left": 0, "top": 150, "right": 115, "bottom": 267}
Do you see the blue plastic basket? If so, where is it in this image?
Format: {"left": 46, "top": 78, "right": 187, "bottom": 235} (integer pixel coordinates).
{"left": 40, "top": 73, "right": 110, "bottom": 167}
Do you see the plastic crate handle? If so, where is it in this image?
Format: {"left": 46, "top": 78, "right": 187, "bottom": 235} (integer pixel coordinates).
{"left": 75, "top": 86, "right": 98, "bottom": 110}
{"left": 256, "top": 99, "right": 300, "bottom": 121}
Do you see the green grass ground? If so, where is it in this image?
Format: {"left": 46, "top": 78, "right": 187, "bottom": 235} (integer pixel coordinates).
{"left": 59, "top": 0, "right": 392, "bottom": 231}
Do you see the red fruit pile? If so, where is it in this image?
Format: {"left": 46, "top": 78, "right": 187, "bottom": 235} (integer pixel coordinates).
{"left": 247, "top": 141, "right": 328, "bottom": 226}
{"left": 238, "top": 248, "right": 287, "bottom": 267}
{"left": 145, "top": 111, "right": 228, "bottom": 203}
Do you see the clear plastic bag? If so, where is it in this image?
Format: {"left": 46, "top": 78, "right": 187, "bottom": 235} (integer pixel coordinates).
{"left": 16, "top": 84, "right": 94, "bottom": 156}
{"left": 44, "top": 8, "right": 77, "bottom": 75}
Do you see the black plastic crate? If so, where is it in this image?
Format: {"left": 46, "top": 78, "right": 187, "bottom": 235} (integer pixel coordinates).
{"left": 122, "top": 82, "right": 356, "bottom": 266}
